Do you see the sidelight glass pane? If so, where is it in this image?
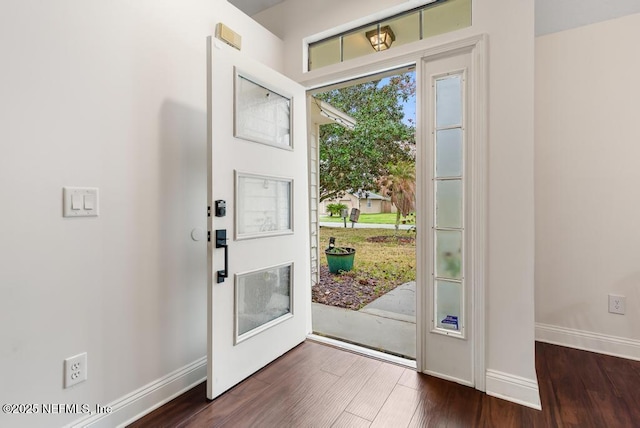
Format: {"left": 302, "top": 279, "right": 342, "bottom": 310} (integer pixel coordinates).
{"left": 236, "top": 264, "right": 292, "bottom": 342}
{"left": 435, "top": 280, "right": 462, "bottom": 331}
{"left": 436, "top": 75, "right": 462, "bottom": 128}
{"left": 436, "top": 230, "right": 462, "bottom": 279}
{"left": 436, "top": 128, "right": 463, "bottom": 178}
{"left": 436, "top": 180, "right": 463, "bottom": 229}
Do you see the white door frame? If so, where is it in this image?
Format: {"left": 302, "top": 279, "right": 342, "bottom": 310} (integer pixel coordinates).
{"left": 303, "top": 35, "right": 487, "bottom": 390}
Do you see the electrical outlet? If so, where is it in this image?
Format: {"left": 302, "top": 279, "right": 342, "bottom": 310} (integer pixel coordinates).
{"left": 608, "top": 294, "right": 626, "bottom": 315}
{"left": 64, "top": 352, "right": 87, "bottom": 388}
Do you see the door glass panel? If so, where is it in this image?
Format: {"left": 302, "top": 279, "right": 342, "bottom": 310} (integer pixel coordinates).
{"left": 235, "top": 264, "right": 293, "bottom": 343}
{"left": 435, "top": 280, "right": 461, "bottom": 331}
{"left": 436, "top": 179, "right": 462, "bottom": 229}
{"left": 435, "top": 230, "right": 462, "bottom": 280}
{"left": 235, "top": 75, "right": 291, "bottom": 148}
{"left": 436, "top": 75, "right": 462, "bottom": 128}
{"left": 236, "top": 173, "right": 292, "bottom": 239}
{"left": 435, "top": 128, "right": 462, "bottom": 177}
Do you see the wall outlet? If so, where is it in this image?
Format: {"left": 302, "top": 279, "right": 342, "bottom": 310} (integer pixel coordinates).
{"left": 608, "top": 294, "right": 626, "bottom": 315}
{"left": 64, "top": 352, "right": 87, "bottom": 388}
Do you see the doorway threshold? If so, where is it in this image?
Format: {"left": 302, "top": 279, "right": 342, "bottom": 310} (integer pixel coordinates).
{"left": 311, "top": 302, "right": 416, "bottom": 358}
{"left": 307, "top": 334, "right": 417, "bottom": 369}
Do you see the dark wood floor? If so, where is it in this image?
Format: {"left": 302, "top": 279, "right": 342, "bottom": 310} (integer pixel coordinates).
{"left": 129, "top": 341, "right": 640, "bottom": 427}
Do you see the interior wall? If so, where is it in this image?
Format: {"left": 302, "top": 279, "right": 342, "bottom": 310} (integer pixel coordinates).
{"left": 257, "top": 0, "right": 539, "bottom": 406}
{"left": 0, "top": 1, "right": 283, "bottom": 427}
{"left": 535, "top": 13, "right": 640, "bottom": 355}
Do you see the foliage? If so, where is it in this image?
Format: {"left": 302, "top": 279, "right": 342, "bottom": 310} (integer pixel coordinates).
{"left": 326, "top": 203, "right": 348, "bottom": 217}
{"left": 326, "top": 247, "right": 354, "bottom": 255}
{"left": 377, "top": 160, "right": 416, "bottom": 234}
{"left": 316, "top": 73, "right": 415, "bottom": 202}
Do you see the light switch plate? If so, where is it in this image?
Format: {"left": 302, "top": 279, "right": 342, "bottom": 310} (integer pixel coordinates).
{"left": 63, "top": 187, "right": 99, "bottom": 217}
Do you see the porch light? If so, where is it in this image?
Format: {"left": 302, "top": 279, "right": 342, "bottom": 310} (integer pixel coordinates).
{"left": 366, "top": 25, "right": 395, "bottom": 51}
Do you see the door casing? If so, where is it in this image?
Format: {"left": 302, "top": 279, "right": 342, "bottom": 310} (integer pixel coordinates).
{"left": 303, "top": 35, "right": 487, "bottom": 390}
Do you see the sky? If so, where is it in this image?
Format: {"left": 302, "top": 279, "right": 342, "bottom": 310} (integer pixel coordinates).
{"left": 380, "top": 72, "right": 416, "bottom": 127}
{"left": 403, "top": 92, "right": 416, "bottom": 127}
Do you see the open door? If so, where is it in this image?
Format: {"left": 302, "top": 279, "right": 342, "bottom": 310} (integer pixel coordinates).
{"left": 206, "top": 37, "right": 310, "bottom": 400}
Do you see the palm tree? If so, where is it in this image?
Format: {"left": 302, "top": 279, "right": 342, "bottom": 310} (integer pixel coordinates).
{"left": 377, "top": 160, "right": 416, "bottom": 235}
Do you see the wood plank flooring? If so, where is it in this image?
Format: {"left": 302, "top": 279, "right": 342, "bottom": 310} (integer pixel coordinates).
{"left": 128, "top": 341, "right": 640, "bottom": 427}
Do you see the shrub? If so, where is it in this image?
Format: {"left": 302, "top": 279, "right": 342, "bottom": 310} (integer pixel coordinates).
{"left": 326, "top": 203, "right": 348, "bottom": 217}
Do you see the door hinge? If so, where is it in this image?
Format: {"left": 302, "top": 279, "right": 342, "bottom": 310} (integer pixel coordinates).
{"left": 207, "top": 231, "right": 211, "bottom": 242}
{"left": 207, "top": 206, "right": 211, "bottom": 217}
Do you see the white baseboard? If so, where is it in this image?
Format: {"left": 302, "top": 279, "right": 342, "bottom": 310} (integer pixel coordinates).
{"left": 485, "top": 370, "right": 541, "bottom": 410}
{"left": 536, "top": 323, "right": 640, "bottom": 362}
{"left": 422, "top": 370, "right": 474, "bottom": 388}
{"left": 66, "top": 356, "right": 207, "bottom": 428}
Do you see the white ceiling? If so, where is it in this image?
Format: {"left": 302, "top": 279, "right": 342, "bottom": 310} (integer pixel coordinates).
{"left": 229, "top": 0, "right": 284, "bottom": 17}
{"left": 228, "top": 0, "right": 640, "bottom": 36}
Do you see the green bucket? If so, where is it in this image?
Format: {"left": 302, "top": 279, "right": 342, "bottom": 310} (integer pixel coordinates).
{"left": 325, "top": 247, "right": 356, "bottom": 273}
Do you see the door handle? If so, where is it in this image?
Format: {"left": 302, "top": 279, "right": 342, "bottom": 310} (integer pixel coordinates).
{"left": 215, "top": 229, "right": 228, "bottom": 283}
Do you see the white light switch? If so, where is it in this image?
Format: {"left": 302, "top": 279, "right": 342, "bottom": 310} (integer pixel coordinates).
{"left": 84, "top": 194, "right": 95, "bottom": 210}
{"left": 71, "top": 194, "right": 82, "bottom": 210}
{"left": 63, "top": 187, "right": 99, "bottom": 217}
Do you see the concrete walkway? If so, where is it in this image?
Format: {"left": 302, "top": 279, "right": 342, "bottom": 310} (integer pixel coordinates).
{"left": 312, "top": 282, "right": 417, "bottom": 359}
{"left": 361, "top": 282, "right": 416, "bottom": 323}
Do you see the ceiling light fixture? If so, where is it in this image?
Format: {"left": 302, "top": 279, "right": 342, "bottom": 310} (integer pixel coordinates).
{"left": 366, "top": 25, "right": 396, "bottom": 51}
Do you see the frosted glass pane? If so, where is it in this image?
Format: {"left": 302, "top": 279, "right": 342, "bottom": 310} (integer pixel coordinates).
{"left": 235, "top": 75, "right": 291, "bottom": 148}
{"left": 436, "top": 230, "right": 462, "bottom": 279}
{"left": 309, "top": 38, "right": 341, "bottom": 70}
{"left": 343, "top": 25, "right": 377, "bottom": 62}
{"left": 436, "top": 75, "right": 462, "bottom": 128}
{"left": 236, "top": 173, "right": 292, "bottom": 239}
{"left": 422, "top": 0, "right": 472, "bottom": 39}
{"left": 436, "top": 280, "right": 461, "bottom": 331}
{"left": 436, "top": 180, "right": 462, "bottom": 228}
{"left": 436, "top": 128, "right": 463, "bottom": 178}
{"left": 236, "top": 264, "right": 292, "bottom": 339}
{"left": 380, "top": 12, "right": 420, "bottom": 49}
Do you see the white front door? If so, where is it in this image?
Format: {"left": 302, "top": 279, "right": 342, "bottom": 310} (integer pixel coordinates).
{"left": 206, "top": 37, "right": 310, "bottom": 400}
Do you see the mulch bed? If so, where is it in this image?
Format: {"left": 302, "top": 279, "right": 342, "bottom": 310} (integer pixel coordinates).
{"left": 312, "top": 266, "right": 377, "bottom": 310}
{"left": 312, "top": 266, "right": 403, "bottom": 310}
{"left": 365, "top": 235, "right": 415, "bottom": 244}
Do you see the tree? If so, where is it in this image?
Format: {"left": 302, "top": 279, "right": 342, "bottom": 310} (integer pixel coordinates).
{"left": 316, "top": 73, "right": 415, "bottom": 202}
{"left": 377, "top": 160, "right": 416, "bottom": 235}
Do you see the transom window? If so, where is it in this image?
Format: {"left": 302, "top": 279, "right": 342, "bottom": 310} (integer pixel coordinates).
{"left": 307, "top": 0, "right": 471, "bottom": 71}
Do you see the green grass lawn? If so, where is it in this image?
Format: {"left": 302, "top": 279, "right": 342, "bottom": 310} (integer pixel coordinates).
{"left": 320, "top": 212, "right": 414, "bottom": 225}
{"left": 319, "top": 226, "right": 416, "bottom": 307}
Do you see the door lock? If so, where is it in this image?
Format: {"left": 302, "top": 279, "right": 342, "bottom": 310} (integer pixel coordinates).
{"left": 215, "top": 200, "right": 226, "bottom": 217}
{"left": 215, "top": 229, "right": 228, "bottom": 283}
